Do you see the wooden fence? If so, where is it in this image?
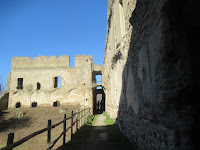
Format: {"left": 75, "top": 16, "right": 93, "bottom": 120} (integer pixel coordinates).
{"left": 0, "top": 107, "right": 91, "bottom": 150}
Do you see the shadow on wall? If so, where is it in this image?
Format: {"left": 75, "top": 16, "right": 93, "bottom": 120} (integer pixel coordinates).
{"left": 114, "top": 0, "right": 200, "bottom": 149}
{"left": 0, "top": 92, "right": 9, "bottom": 110}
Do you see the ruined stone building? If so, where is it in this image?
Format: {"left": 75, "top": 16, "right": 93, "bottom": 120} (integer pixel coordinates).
{"left": 0, "top": 0, "right": 199, "bottom": 149}
{"left": 3, "top": 55, "right": 103, "bottom": 109}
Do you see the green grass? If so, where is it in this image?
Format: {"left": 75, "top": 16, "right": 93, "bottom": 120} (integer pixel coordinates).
{"left": 61, "top": 112, "right": 136, "bottom": 150}
{"left": 103, "top": 112, "right": 136, "bottom": 150}
{"left": 103, "top": 111, "right": 115, "bottom": 125}
{"left": 83, "top": 114, "right": 95, "bottom": 126}
{"left": 90, "top": 114, "right": 99, "bottom": 126}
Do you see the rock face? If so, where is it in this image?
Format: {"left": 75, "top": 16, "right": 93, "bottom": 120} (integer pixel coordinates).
{"left": 103, "top": 0, "right": 199, "bottom": 150}
{"left": 7, "top": 55, "right": 103, "bottom": 109}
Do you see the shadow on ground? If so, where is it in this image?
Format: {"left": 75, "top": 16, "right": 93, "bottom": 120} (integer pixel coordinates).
{"left": 0, "top": 114, "right": 31, "bottom": 132}
{"left": 56, "top": 118, "right": 135, "bottom": 150}
{"left": 93, "top": 109, "right": 104, "bottom": 115}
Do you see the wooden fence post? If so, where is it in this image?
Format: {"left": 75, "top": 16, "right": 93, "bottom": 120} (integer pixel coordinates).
{"left": 76, "top": 109, "right": 78, "bottom": 132}
{"left": 7, "top": 133, "right": 14, "bottom": 150}
{"left": 87, "top": 108, "right": 90, "bottom": 123}
{"left": 82, "top": 108, "right": 83, "bottom": 126}
{"left": 86, "top": 108, "right": 88, "bottom": 120}
{"left": 84, "top": 108, "right": 85, "bottom": 124}
{"left": 63, "top": 114, "right": 66, "bottom": 145}
{"left": 47, "top": 119, "right": 51, "bottom": 148}
{"left": 80, "top": 108, "right": 82, "bottom": 127}
{"left": 71, "top": 111, "right": 73, "bottom": 140}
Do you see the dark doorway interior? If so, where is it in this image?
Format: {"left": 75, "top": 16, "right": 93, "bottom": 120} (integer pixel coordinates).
{"left": 93, "top": 87, "right": 105, "bottom": 114}
{"left": 31, "top": 102, "right": 37, "bottom": 107}
{"left": 15, "top": 102, "right": 21, "bottom": 108}
{"left": 53, "top": 100, "right": 60, "bottom": 107}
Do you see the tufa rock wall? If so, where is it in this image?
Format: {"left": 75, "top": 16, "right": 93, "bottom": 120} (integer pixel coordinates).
{"left": 103, "top": 0, "right": 199, "bottom": 149}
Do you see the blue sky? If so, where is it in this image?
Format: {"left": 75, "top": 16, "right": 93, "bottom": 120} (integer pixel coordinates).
{"left": 0, "top": 0, "right": 108, "bottom": 89}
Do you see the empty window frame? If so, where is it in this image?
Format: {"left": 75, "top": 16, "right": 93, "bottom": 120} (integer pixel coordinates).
{"left": 53, "top": 100, "right": 60, "bottom": 107}
{"left": 96, "top": 75, "right": 102, "bottom": 84}
{"left": 37, "top": 82, "right": 41, "bottom": 90}
{"left": 15, "top": 102, "right": 21, "bottom": 108}
{"left": 17, "top": 78, "right": 23, "bottom": 89}
{"left": 31, "top": 102, "right": 37, "bottom": 107}
{"left": 54, "top": 77, "right": 61, "bottom": 88}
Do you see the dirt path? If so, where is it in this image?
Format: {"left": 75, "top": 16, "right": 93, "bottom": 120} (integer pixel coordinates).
{"left": 79, "top": 114, "right": 121, "bottom": 150}
{"left": 57, "top": 113, "right": 134, "bottom": 150}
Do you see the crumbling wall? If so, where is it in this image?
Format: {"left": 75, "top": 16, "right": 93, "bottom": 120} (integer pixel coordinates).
{"left": 8, "top": 55, "right": 96, "bottom": 109}
{"left": 11, "top": 55, "right": 70, "bottom": 69}
{"left": 103, "top": 0, "right": 199, "bottom": 149}
{"left": 93, "top": 64, "right": 103, "bottom": 73}
{"left": 103, "top": 0, "right": 136, "bottom": 119}
{"left": 75, "top": 55, "right": 93, "bottom": 67}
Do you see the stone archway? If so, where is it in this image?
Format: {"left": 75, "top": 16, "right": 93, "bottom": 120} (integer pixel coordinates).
{"left": 93, "top": 86, "right": 105, "bottom": 114}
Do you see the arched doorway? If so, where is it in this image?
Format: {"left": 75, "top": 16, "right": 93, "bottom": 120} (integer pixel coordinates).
{"left": 93, "top": 86, "right": 105, "bottom": 114}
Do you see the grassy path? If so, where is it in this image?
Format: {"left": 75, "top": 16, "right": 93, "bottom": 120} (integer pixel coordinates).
{"left": 57, "top": 112, "right": 135, "bottom": 150}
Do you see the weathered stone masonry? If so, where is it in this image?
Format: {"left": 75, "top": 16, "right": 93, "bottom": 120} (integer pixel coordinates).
{"left": 103, "top": 0, "right": 199, "bottom": 150}
{"left": 6, "top": 55, "right": 103, "bottom": 109}
{"left": 1, "top": 0, "right": 199, "bottom": 149}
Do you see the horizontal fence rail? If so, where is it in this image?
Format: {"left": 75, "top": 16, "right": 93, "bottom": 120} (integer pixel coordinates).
{"left": 0, "top": 107, "right": 91, "bottom": 150}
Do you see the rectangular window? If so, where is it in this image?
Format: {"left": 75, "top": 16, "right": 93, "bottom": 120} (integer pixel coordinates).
{"left": 54, "top": 77, "right": 61, "bottom": 88}
{"left": 96, "top": 75, "right": 102, "bottom": 84}
{"left": 17, "top": 78, "right": 23, "bottom": 89}
{"left": 54, "top": 77, "right": 57, "bottom": 88}
{"left": 37, "top": 82, "right": 41, "bottom": 90}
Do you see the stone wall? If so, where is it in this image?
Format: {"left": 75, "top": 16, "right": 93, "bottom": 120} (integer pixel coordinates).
{"left": 8, "top": 55, "right": 103, "bottom": 109}
{"left": 75, "top": 55, "right": 93, "bottom": 67}
{"left": 0, "top": 91, "right": 9, "bottom": 110}
{"left": 103, "top": 0, "right": 199, "bottom": 149}
{"left": 11, "top": 55, "right": 70, "bottom": 69}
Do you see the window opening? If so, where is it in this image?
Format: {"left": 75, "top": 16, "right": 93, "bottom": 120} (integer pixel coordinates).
{"left": 15, "top": 102, "right": 21, "bottom": 108}
{"left": 31, "top": 102, "right": 37, "bottom": 107}
{"left": 96, "top": 86, "right": 102, "bottom": 89}
{"left": 96, "top": 75, "right": 102, "bottom": 84}
{"left": 17, "top": 78, "right": 23, "bottom": 89}
{"left": 53, "top": 100, "right": 60, "bottom": 107}
{"left": 37, "top": 82, "right": 41, "bottom": 90}
{"left": 54, "top": 77, "right": 61, "bottom": 88}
